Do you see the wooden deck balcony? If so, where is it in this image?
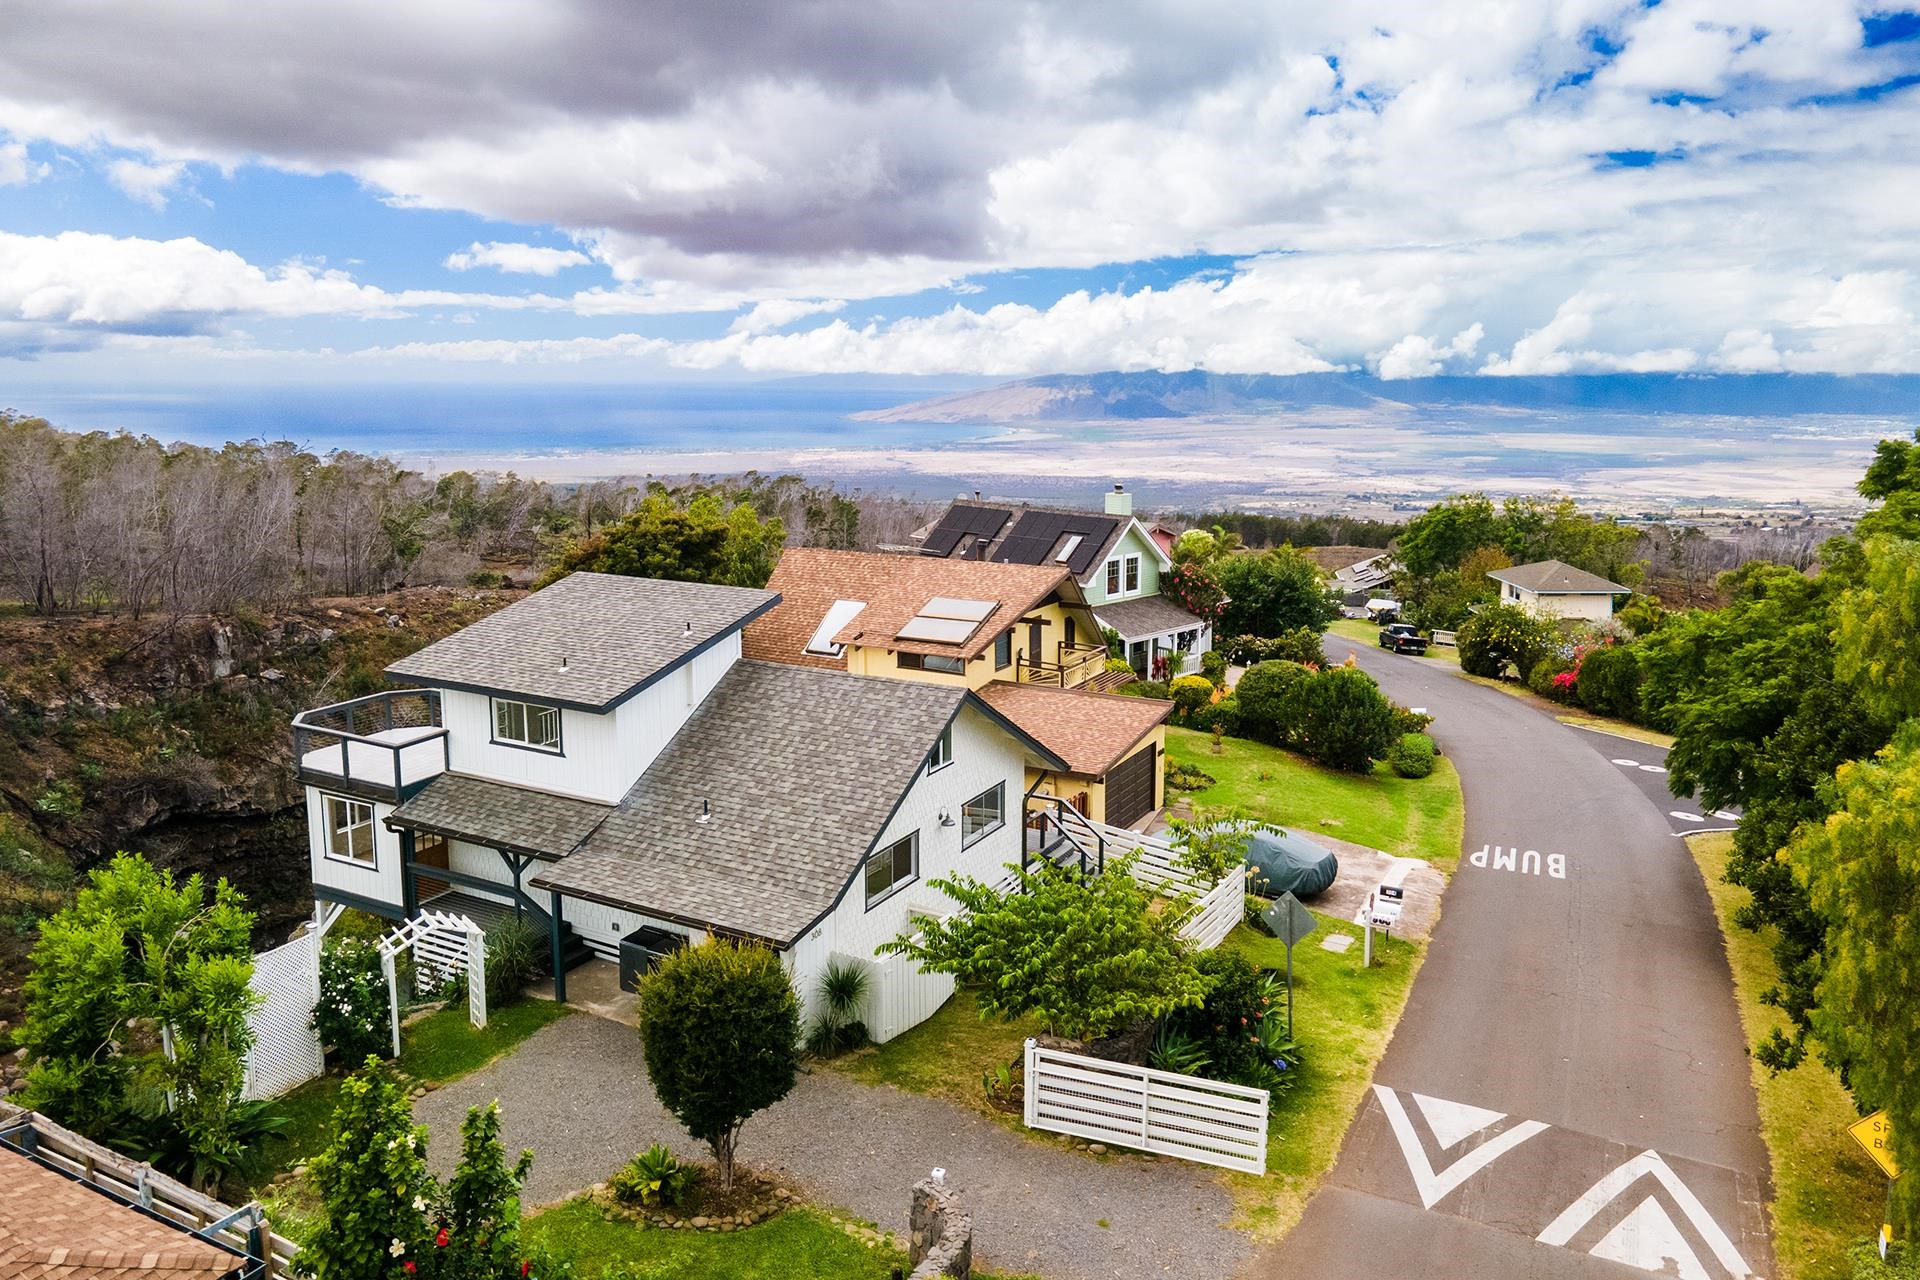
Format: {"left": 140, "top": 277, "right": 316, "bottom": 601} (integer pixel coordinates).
{"left": 293, "top": 689, "right": 448, "bottom": 802}
{"left": 1016, "top": 640, "right": 1109, "bottom": 689}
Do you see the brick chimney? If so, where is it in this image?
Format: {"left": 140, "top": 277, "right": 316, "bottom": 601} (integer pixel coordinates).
{"left": 1104, "top": 483, "right": 1132, "bottom": 517}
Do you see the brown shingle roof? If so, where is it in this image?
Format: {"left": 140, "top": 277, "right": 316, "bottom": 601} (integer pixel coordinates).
{"left": 1092, "top": 594, "right": 1201, "bottom": 640}
{"left": 744, "top": 548, "right": 1077, "bottom": 664}
{"left": 0, "top": 1153, "right": 241, "bottom": 1280}
{"left": 974, "top": 682, "right": 1171, "bottom": 778}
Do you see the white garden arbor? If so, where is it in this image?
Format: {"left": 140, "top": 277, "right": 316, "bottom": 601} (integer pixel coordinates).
{"left": 377, "top": 908, "right": 487, "bottom": 1056}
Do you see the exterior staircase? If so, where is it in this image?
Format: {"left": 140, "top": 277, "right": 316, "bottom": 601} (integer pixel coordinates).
{"left": 419, "top": 889, "right": 595, "bottom": 974}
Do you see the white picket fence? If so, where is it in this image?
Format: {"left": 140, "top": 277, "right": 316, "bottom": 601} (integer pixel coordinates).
{"left": 1023, "top": 1039, "right": 1269, "bottom": 1174}
{"left": 864, "top": 947, "right": 957, "bottom": 1044}
{"left": 242, "top": 929, "right": 327, "bottom": 1101}
{"left": 1044, "top": 809, "right": 1247, "bottom": 950}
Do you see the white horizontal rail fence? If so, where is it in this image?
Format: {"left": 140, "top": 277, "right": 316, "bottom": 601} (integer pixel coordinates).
{"left": 379, "top": 910, "right": 486, "bottom": 1056}
{"left": 1176, "top": 866, "right": 1249, "bottom": 950}
{"left": 242, "top": 930, "right": 325, "bottom": 1100}
{"left": 1023, "top": 1039, "right": 1268, "bottom": 1174}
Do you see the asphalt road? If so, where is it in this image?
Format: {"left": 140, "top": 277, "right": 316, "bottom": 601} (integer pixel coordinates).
{"left": 1565, "top": 727, "right": 1743, "bottom": 838}
{"left": 1263, "top": 649, "right": 1773, "bottom": 1280}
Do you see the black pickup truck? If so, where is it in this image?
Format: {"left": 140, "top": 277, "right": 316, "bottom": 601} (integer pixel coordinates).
{"left": 1377, "top": 623, "right": 1429, "bottom": 655}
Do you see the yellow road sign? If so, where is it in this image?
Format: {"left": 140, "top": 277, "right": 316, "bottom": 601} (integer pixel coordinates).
{"left": 1849, "top": 1110, "right": 1899, "bottom": 1179}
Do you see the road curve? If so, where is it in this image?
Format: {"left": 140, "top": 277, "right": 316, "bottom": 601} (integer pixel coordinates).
{"left": 1258, "top": 646, "right": 1773, "bottom": 1279}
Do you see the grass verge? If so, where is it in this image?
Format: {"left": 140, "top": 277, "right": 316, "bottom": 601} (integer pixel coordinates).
{"left": 831, "top": 987, "right": 1040, "bottom": 1111}
{"left": 1164, "top": 727, "right": 1465, "bottom": 871}
{"left": 1688, "top": 832, "right": 1884, "bottom": 1280}
{"left": 1324, "top": 618, "right": 1452, "bottom": 660}
{"left": 1224, "top": 917, "right": 1423, "bottom": 1240}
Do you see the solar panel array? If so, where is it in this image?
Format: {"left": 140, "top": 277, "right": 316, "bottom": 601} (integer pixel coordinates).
{"left": 993, "top": 510, "right": 1122, "bottom": 578}
{"left": 920, "top": 503, "right": 1013, "bottom": 558}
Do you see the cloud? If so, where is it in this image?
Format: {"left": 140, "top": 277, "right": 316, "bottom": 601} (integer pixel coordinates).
{"left": 0, "top": 138, "right": 46, "bottom": 186}
{"left": 728, "top": 297, "right": 847, "bottom": 334}
{"left": 106, "top": 157, "right": 187, "bottom": 209}
{"left": 444, "top": 241, "right": 592, "bottom": 275}
{"left": 352, "top": 333, "right": 670, "bottom": 364}
{"left": 3, "top": 2, "right": 1920, "bottom": 373}
{"left": 1375, "top": 324, "right": 1485, "bottom": 380}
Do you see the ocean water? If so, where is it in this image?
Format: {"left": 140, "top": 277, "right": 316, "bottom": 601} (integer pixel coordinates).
{"left": 15, "top": 382, "right": 939, "bottom": 457}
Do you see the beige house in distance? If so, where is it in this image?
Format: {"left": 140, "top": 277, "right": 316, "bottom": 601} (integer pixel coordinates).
{"left": 1487, "top": 559, "right": 1629, "bottom": 622}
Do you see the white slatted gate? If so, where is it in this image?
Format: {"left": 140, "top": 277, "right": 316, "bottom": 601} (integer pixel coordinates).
{"left": 241, "top": 930, "right": 326, "bottom": 1100}
{"left": 865, "top": 948, "right": 956, "bottom": 1044}
{"left": 1023, "top": 1039, "right": 1269, "bottom": 1174}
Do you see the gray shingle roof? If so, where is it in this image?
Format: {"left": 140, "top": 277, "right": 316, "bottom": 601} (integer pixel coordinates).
{"left": 1093, "top": 593, "right": 1203, "bottom": 640}
{"left": 1486, "top": 559, "right": 1628, "bottom": 595}
{"left": 386, "top": 572, "right": 779, "bottom": 710}
{"left": 530, "top": 660, "right": 969, "bottom": 944}
{"left": 388, "top": 774, "right": 611, "bottom": 861}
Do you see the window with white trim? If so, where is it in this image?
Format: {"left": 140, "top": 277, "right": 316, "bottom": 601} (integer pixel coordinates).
{"left": 961, "top": 782, "right": 1005, "bottom": 847}
{"left": 1124, "top": 555, "right": 1141, "bottom": 593}
{"left": 492, "top": 697, "right": 561, "bottom": 752}
{"left": 927, "top": 724, "right": 953, "bottom": 773}
{"left": 864, "top": 831, "right": 918, "bottom": 906}
{"left": 1105, "top": 559, "right": 1122, "bottom": 595}
{"left": 325, "top": 795, "right": 376, "bottom": 866}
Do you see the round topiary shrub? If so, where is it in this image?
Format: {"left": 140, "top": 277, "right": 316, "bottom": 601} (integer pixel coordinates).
{"left": 1200, "top": 649, "right": 1228, "bottom": 685}
{"left": 1292, "top": 666, "right": 1398, "bottom": 772}
{"left": 1574, "top": 641, "right": 1643, "bottom": 721}
{"left": 1231, "top": 660, "right": 1314, "bottom": 745}
{"left": 1387, "top": 732, "right": 1436, "bottom": 778}
{"left": 1168, "top": 674, "right": 1215, "bottom": 719}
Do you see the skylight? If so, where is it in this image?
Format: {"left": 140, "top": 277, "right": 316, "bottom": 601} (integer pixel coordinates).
{"left": 805, "top": 598, "right": 867, "bottom": 656}
{"left": 896, "top": 596, "right": 998, "bottom": 645}
{"left": 1054, "top": 534, "right": 1084, "bottom": 563}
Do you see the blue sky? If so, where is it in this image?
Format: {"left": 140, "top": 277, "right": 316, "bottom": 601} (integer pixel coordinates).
{"left": 1, "top": 1, "right": 1918, "bottom": 388}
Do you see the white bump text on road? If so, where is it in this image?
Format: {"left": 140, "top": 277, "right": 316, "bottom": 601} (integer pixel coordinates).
{"left": 1470, "top": 845, "right": 1567, "bottom": 878}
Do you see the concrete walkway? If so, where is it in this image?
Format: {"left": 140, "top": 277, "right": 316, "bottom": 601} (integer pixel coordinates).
{"left": 414, "top": 1012, "right": 1253, "bottom": 1280}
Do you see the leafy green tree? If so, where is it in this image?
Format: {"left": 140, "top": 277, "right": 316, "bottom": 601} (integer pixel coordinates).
{"left": 881, "top": 859, "right": 1209, "bottom": 1043}
{"left": 19, "top": 853, "right": 258, "bottom": 1187}
{"left": 1787, "top": 726, "right": 1920, "bottom": 1229}
{"left": 1214, "top": 547, "right": 1337, "bottom": 638}
{"left": 298, "top": 1059, "right": 437, "bottom": 1280}
{"left": 637, "top": 941, "right": 801, "bottom": 1191}
{"left": 1231, "top": 660, "right": 1314, "bottom": 747}
{"left": 1292, "top": 665, "right": 1399, "bottom": 772}
{"left": 1395, "top": 494, "right": 1503, "bottom": 580}
{"left": 441, "top": 1101, "right": 536, "bottom": 1280}
{"left": 540, "top": 493, "right": 786, "bottom": 588}
{"left": 1835, "top": 535, "right": 1920, "bottom": 723}
{"left": 1168, "top": 813, "right": 1253, "bottom": 886}
{"left": 1455, "top": 603, "right": 1553, "bottom": 679}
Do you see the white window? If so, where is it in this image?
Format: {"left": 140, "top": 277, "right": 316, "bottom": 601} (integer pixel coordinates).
{"left": 1105, "top": 559, "right": 1122, "bottom": 595}
{"left": 1124, "top": 555, "right": 1141, "bottom": 593}
{"left": 961, "top": 782, "right": 1005, "bottom": 847}
{"left": 927, "top": 724, "right": 953, "bottom": 773}
{"left": 493, "top": 698, "right": 561, "bottom": 752}
{"left": 865, "top": 832, "right": 918, "bottom": 906}
{"left": 325, "top": 795, "right": 375, "bottom": 867}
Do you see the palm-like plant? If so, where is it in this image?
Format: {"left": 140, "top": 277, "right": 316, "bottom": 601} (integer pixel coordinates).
{"left": 807, "top": 959, "right": 872, "bottom": 1056}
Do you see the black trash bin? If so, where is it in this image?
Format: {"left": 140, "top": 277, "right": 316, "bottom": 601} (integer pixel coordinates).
{"left": 618, "top": 925, "right": 689, "bottom": 992}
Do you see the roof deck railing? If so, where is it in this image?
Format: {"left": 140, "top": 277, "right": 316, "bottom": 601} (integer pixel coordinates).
{"left": 1016, "top": 640, "right": 1107, "bottom": 689}
{"left": 292, "top": 688, "right": 448, "bottom": 801}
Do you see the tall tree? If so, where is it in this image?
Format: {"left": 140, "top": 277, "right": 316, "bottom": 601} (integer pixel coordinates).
{"left": 540, "top": 492, "right": 786, "bottom": 588}
{"left": 1214, "top": 546, "right": 1337, "bottom": 637}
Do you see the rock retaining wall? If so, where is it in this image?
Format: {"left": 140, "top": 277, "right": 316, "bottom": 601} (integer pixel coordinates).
{"left": 907, "top": 1174, "right": 971, "bottom": 1279}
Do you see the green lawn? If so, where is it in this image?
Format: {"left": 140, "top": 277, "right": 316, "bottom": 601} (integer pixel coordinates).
{"left": 1223, "top": 918, "right": 1423, "bottom": 1239}
{"left": 1164, "top": 727, "right": 1465, "bottom": 871}
{"left": 1689, "top": 833, "right": 1885, "bottom": 1280}
{"left": 526, "top": 1198, "right": 907, "bottom": 1280}
{"left": 254, "top": 998, "right": 572, "bottom": 1190}
{"left": 832, "top": 987, "right": 1040, "bottom": 1109}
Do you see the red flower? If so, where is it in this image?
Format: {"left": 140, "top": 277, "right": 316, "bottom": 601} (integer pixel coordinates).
{"left": 404, "top": 1264, "right": 416, "bottom": 1275}
{"left": 435, "top": 1227, "right": 450, "bottom": 1248}
{"left": 522, "top": 1263, "right": 532, "bottom": 1278}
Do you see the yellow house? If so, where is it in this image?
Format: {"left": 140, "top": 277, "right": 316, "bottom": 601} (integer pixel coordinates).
{"left": 745, "top": 548, "right": 1171, "bottom": 828}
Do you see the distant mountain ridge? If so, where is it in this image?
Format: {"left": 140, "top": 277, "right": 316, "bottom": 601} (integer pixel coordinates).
{"left": 851, "top": 370, "right": 1920, "bottom": 423}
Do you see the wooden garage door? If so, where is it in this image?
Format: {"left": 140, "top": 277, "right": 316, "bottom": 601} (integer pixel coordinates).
{"left": 1105, "top": 743, "right": 1158, "bottom": 829}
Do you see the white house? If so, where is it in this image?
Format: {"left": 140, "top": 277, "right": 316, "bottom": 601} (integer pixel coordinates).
{"left": 291, "top": 571, "right": 1070, "bottom": 1040}
{"left": 1486, "top": 559, "right": 1629, "bottom": 622}
{"left": 915, "top": 484, "right": 1212, "bottom": 674}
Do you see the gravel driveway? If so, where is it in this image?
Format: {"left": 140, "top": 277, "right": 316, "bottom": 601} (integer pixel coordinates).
{"left": 414, "top": 1012, "right": 1252, "bottom": 1280}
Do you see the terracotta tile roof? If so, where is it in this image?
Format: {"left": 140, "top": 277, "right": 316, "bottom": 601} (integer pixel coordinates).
{"left": 974, "top": 681, "right": 1171, "bottom": 778}
{"left": 744, "top": 548, "right": 1075, "bottom": 663}
{"left": 0, "top": 1153, "right": 241, "bottom": 1280}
